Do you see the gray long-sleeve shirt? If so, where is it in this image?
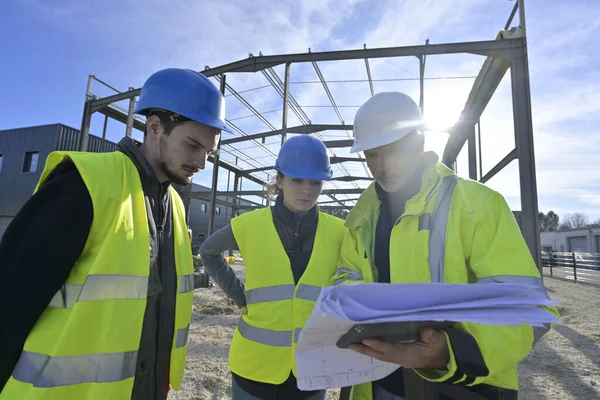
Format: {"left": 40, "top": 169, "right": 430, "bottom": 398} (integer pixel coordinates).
{"left": 198, "top": 225, "right": 247, "bottom": 308}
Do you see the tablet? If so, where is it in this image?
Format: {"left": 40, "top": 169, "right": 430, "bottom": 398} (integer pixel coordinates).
{"left": 336, "top": 320, "right": 454, "bottom": 349}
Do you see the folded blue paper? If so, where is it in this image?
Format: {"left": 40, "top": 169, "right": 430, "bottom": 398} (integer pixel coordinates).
{"left": 319, "top": 282, "right": 559, "bottom": 327}
{"left": 295, "top": 282, "right": 559, "bottom": 391}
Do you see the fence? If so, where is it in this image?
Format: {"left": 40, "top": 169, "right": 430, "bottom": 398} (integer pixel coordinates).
{"left": 541, "top": 251, "right": 600, "bottom": 286}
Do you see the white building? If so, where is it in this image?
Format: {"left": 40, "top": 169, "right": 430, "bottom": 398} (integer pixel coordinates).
{"left": 541, "top": 227, "right": 600, "bottom": 253}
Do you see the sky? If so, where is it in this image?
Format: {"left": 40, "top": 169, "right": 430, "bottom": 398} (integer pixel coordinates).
{"left": 1, "top": 0, "right": 599, "bottom": 222}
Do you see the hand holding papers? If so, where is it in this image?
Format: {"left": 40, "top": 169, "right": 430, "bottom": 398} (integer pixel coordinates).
{"left": 294, "top": 282, "right": 558, "bottom": 391}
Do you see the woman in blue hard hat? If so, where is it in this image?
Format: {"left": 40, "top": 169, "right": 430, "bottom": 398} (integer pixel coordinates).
{"left": 200, "top": 135, "right": 346, "bottom": 400}
{"left": 0, "top": 68, "right": 228, "bottom": 400}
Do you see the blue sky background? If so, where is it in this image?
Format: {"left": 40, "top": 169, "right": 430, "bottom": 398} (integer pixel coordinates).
{"left": 1, "top": 0, "right": 599, "bottom": 221}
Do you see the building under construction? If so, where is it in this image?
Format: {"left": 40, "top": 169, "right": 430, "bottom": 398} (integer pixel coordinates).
{"left": 65, "top": 2, "right": 541, "bottom": 272}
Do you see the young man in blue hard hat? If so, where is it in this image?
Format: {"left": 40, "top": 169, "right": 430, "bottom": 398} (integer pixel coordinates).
{"left": 330, "top": 92, "right": 559, "bottom": 400}
{"left": 200, "top": 135, "right": 346, "bottom": 400}
{"left": 0, "top": 68, "right": 230, "bottom": 400}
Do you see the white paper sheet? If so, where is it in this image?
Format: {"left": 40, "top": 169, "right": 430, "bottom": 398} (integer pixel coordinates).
{"left": 295, "top": 282, "right": 559, "bottom": 391}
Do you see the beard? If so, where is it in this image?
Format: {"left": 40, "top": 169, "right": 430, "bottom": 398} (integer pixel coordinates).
{"left": 158, "top": 136, "right": 192, "bottom": 186}
{"left": 160, "top": 160, "right": 191, "bottom": 185}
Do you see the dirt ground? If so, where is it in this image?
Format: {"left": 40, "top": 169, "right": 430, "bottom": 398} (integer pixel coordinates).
{"left": 169, "top": 265, "right": 600, "bottom": 400}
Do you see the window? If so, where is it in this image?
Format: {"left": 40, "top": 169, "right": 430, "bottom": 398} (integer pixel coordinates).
{"left": 216, "top": 207, "right": 221, "bottom": 215}
{"left": 23, "top": 151, "right": 40, "bottom": 173}
{"left": 200, "top": 203, "right": 207, "bottom": 212}
{"left": 0, "top": 154, "right": 3, "bottom": 174}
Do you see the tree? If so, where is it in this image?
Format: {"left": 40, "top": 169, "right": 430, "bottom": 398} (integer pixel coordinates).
{"left": 560, "top": 212, "right": 589, "bottom": 230}
{"left": 539, "top": 211, "right": 559, "bottom": 232}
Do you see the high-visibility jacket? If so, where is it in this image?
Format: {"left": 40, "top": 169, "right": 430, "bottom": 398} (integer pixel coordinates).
{"left": 229, "top": 207, "right": 345, "bottom": 384}
{"left": 1, "top": 151, "right": 195, "bottom": 400}
{"left": 330, "top": 151, "right": 559, "bottom": 400}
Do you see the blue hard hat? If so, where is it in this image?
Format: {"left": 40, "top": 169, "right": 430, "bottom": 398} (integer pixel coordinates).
{"left": 275, "top": 135, "right": 333, "bottom": 181}
{"left": 134, "top": 68, "right": 231, "bottom": 133}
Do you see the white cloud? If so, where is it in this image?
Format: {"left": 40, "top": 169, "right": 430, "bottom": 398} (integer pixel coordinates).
{"left": 18, "top": 0, "right": 600, "bottom": 219}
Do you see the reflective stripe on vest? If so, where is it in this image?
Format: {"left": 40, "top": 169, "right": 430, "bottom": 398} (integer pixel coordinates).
{"left": 427, "top": 175, "right": 460, "bottom": 283}
{"left": 48, "top": 275, "right": 149, "bottom": 309}
{"left": 237, "top": 318, "right": 293, "bottom": 347}
{"left": 176, "top": 325, "right": 190, "bottom": 348}
{"left": 12, "top": 350, "right": 138, "bottom": 387}
{"left": 332, "top": 267, "right": 364, "bottom": 285}
{"left": 426, "top": 178, "right": 553, "bottom": 345}
{"left": 245, "top": 284, "right": 321, "bottom": 305}
{"left": 239, "top": 284, "right": 321, "bottom": 345}
{"left": 180, "top": 274, "right": 195, "bottom": 294}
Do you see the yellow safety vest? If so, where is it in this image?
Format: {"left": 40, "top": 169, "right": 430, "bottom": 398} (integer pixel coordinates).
{"left": 1, "top": 151, "right": 195, "bottom": 400}
{"left": 330, "top": 152, "right": 559, "bottom": 400}
{"left": 228, "top": 207, "right": 345, "bottom": 384}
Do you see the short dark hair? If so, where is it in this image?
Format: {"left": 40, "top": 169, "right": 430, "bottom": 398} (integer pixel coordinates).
{"left": 143, "top": 111, "right": 177, "bottom": 138}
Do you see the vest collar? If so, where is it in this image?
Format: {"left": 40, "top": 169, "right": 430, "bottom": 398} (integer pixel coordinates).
{"left": 118, "top": 136, "right": 171, "bottom": 197}
{"left": 272, "top": 194, "right": 318, "bottom": 230}
{"left": 345, "top": 151, "right": 453, "bottom": 230}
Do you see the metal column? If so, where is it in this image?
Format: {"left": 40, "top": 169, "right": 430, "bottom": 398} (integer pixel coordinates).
{"left": 281, "top": 62, "right": 291, "bottom": 145}
{"left": 418, "top": 40, "right": 428, "bottom": 113}
{"left": 203, "top": 74, "right": 227, "bottom": 287}
{"left": 468, "top": 125, "right": 478, "bottom": 180}
{"left": 79, "top": 75, "right": 94, "bottom": 151}
{"left": 125, "top": 96, "right": 136, "bottom": 137}
{"left": 477, "top": 120, "right": 483, "bottom": 179}
{"left": 100, "top": 115, "right": 109, "bottom": 153}
{"left": 511, "top": 35, "right": 542, "bottom": 271}
{"left": 229, "top": 174, "right": 240, "bottom": 257}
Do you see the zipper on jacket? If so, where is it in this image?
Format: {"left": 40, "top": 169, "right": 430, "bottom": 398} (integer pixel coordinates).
{"left": 155, "top": 185, "right": 165, "bottom": 399}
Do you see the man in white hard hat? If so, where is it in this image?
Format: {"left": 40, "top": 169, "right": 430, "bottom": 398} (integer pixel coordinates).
{"left": 330, "top": 92, "right": 558, "bottom": 400}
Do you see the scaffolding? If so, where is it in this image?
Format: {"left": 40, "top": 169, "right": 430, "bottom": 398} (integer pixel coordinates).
{"left": 78, "top": 1, "right": 541, "bottom": 275}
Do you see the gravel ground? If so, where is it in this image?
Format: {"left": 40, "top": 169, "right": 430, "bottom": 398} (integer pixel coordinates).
{"left": 169, "top": 265, "right": 600, "bottom": 400}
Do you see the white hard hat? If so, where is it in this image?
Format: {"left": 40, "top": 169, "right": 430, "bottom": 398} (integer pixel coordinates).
{"left": 351, "top": 92, "right": 425, "bottom": 153}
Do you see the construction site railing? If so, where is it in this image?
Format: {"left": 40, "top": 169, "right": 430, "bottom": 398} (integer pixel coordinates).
{"left": 541, "top": 251, "right": 600, "bottom": 286}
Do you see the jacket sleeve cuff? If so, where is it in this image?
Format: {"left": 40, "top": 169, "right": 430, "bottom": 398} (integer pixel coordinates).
{"left": 414, "top": 330, "right": 457, "bottom": 382}
{"left": 416, "top": 327, "right": 490, "bottom": 385}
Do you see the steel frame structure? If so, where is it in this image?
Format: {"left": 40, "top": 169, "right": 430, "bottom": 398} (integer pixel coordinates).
{"left": 78, "top": 1, "right": 541, "bottom": 270}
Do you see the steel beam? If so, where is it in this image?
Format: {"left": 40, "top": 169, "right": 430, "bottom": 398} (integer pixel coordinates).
{"left": 505, "top": 1, "right": 519, "bottom": 31}
{"left": 125, "top": 97, "right": 136, "bottom": 137}
{"left": 312, "top": 61, "right": 345, "bottom": 124}
{"left": 89, "top": 89, "right": 141, "bottom": 112}
{"left": 202, "top": 40, "right": 517, "bottom": 76}
{"left": 442, "top": 41, "right": 516, "bottom": 165}
{"left": 203, "top": 75, "right": 227, "bottom": 287}
{"left": 331, "top": 156, "right": 366, "bottom": 164}
{"left": 477, "top": 120, "right": 483, "bottom": 179}
{"left": 331, "top": 176, "right": 372, "bottom": 182}
{"left": 262, "top": 67, "right": 311, "bottom": 125}
{"left": 364, "top": 44, "right": 375, "bottom": 96}
{"left": 100, "top": 115, "right": 108, "bottom": 152}
{"left": 281, "top": 63, "right": 291, "bottom": 144}
{"left": 468, "top": 125, "right": 478, "bottom": 180}
{"left": 79, "top": 100, "right": 92, "bottom": 151}
{"left": 208, "top": 188, "right": 366, "bottom": 197}
{"left": 242, "top": 156, "right": 365, "bottom": 174}
{"left": 479, "top": 148, "right": 517, "bottom": 184}
{"left": 323, "top": 139, "right": 353, "bottom": 148}
{"left": 222, "top": 124, "right": 351, "bottom": 145}
{"left": 511, "top": 36, "right": 541, "bottom": 271}
{"left": 214, "top": 76, "right": 276, "bottom": 131}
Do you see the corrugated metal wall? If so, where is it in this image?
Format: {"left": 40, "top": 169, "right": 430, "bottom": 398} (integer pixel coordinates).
{"left": 0, "top": 124, "right": 119, "bottom": 221}
{"left": 56, "top": 124, "right": 119, "bottom": 152}
{"left": 0, "top": 124, "right": 61, "bottom": 216}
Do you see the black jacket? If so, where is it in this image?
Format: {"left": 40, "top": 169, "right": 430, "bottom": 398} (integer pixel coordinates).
{"left": 0, "top": 137, "right": 178, "bottom": 400}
